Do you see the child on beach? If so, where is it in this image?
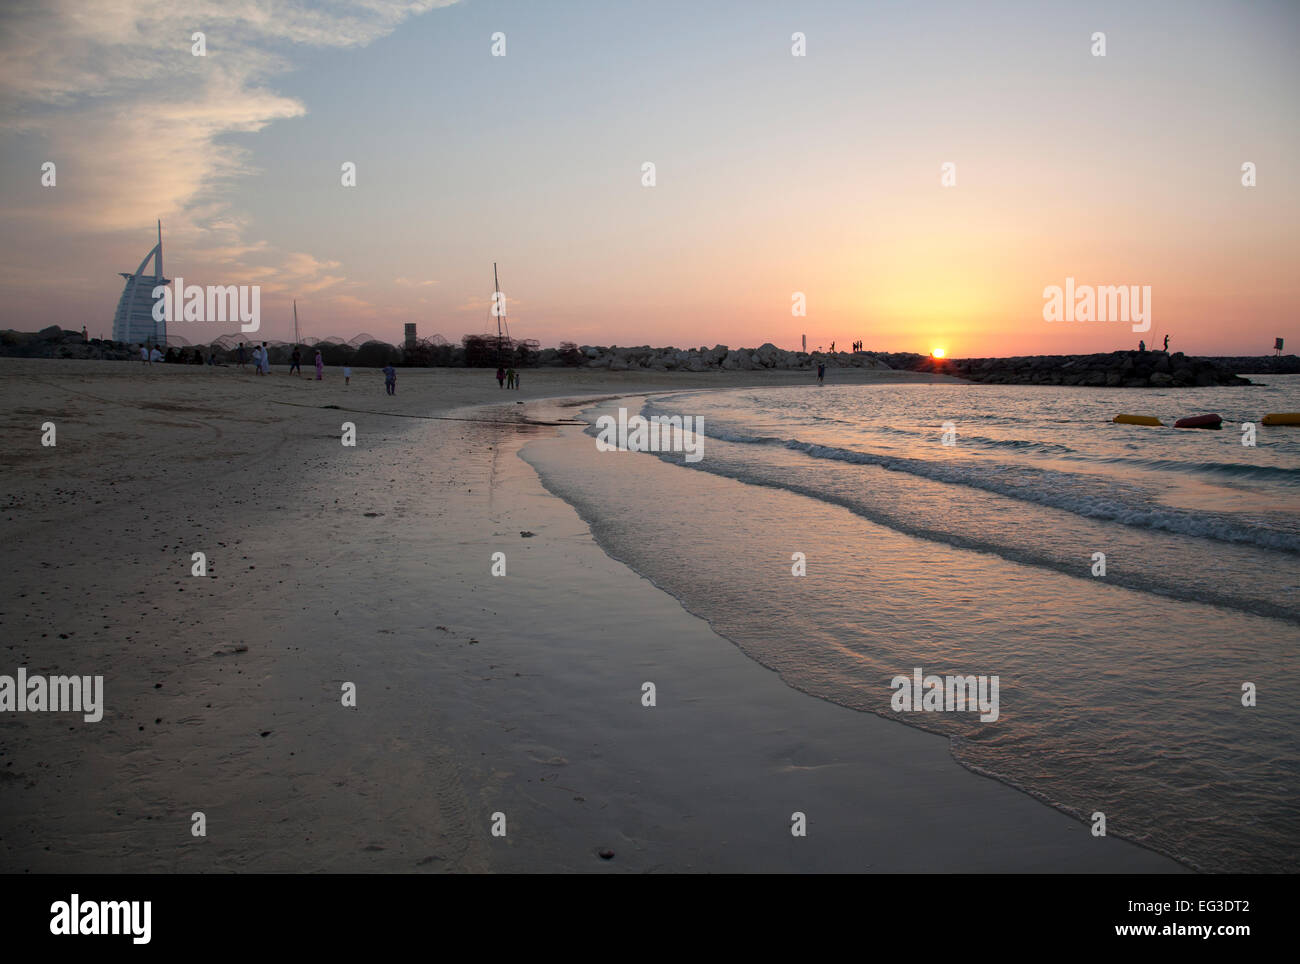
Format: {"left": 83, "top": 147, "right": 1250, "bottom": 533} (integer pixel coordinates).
{"left": 343, "top": 365, "right": 352, "bottom": 386}
{"left": 382, "top": 364, "right": 397, "bottom": 395}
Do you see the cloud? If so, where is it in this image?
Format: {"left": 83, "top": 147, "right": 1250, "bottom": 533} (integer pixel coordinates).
{"left": 0, "top": 0, "right": 458, "bottom": 318}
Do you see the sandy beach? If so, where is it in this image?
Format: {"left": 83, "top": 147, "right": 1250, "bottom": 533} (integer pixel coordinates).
{"left": 0, "top": 358, "right": 1184, "bottom": 872}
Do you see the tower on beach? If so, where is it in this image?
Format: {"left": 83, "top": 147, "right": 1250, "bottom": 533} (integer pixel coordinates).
{"left": 112, "top": 221, "right": 168, "bottom": 346}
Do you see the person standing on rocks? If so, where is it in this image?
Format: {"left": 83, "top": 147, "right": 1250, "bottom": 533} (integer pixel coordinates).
{"left": 1163, "top": 334, "right": 1170, "bottom": 351}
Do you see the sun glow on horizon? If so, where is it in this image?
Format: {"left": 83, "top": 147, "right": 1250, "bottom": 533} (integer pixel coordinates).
{"left": 931, "top": 348, "right": 946, "bottom": 359}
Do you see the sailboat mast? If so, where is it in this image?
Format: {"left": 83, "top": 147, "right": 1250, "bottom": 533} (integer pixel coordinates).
{"left": 293, "top": 300, "right": 300, "bottom": 345}
{"left": 494, "top": 262, "right": 503, "bottom": 365}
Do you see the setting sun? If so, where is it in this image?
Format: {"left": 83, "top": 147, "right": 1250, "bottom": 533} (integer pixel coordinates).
{"left": 931, "top": 348, "right": 946, "bottom": 359}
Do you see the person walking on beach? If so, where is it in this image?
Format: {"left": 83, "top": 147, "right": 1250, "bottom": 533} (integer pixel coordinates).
{"left": 496, "top": 366, "right": 506, "bottom": 388}
{"left": 513, "top": 369, "right": 521, "bottom": 390}
{"left": 314, "top": 350, "right": 323, "bottom": 380}
{"left": 817, "top": 361, "right": 825, "bottom": 384}
{"left": 261, "top": 343, "right": 271, "bottom": 375}
{"left": 289, "top": 347, "right": 302, "bottom": 376}
{"left": 237, "top": 343, "right": 246, "bottom": 368}
{"left": 505, "top": 367, "right": 516, "bottom": 389}
{"left": 383, "top": 363, "right": 397, "bottom": 396}
{"left": 343, "top": 365, "right": 352, "bottom": 386}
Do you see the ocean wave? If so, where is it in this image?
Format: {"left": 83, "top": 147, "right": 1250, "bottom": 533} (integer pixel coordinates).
{"left": 646, "top": 416, "right": 1300, "bottom": 555}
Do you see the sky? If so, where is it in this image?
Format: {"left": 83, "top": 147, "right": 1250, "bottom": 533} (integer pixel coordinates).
{"left": 0, "top": 0, "right": 1296, "bottom": 356}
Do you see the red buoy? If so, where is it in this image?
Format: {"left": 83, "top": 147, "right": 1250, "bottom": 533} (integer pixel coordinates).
{"left": 1173, "top": 413, "right": 1223, "bottom": 429}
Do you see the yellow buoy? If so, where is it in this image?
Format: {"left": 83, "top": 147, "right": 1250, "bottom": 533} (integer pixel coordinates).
{"left": 1261, "top": 413, "right": 1300, "bottom": 426}
{"left": 1113, "top": 414, "right": 1164, "bottom": 426}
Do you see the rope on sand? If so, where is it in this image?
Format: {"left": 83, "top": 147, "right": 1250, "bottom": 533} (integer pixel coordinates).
{"left": 269, "top": 398, "right": 588, "bottom": 426}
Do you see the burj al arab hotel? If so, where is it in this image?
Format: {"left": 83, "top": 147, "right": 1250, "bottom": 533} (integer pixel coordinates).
{"left": 112, "top": 221, "right": 168, "bottom": 346}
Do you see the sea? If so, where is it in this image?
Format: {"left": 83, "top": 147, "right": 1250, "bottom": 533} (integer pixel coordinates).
{"left": 521, "top": 373, "right": 1300, "bottom": 872}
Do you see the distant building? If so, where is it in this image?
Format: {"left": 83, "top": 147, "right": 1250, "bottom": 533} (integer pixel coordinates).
{"left": 405, "top": 323, "right": 418, "bottom": 348}
{"left": 112, "top": 221, "right": 167, "bottom": 346}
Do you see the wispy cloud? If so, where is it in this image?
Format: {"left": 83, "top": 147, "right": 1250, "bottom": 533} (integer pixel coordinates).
{"left": 0, "top": 0, "right": 457, "bottom": 298}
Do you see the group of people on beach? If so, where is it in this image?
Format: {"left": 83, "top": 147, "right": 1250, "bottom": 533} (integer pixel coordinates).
{"left": 232, "top": 341, "right": 394, "bottom": 392}
{"left": 236, "top": 341, "right": 330, "bottom": 380}
{"left": 496, "top": 365, "right": 520, "bottom": 389}
{"left": 237, "top": 341, "right": 275, "bottom": 376}
{"left": 139, "top": 344, "right": 224, "bottom": 365}
{"left": 133, "top": 339, "right": 402, "bottom": 392}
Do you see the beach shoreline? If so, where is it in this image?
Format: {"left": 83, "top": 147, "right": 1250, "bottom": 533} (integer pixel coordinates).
{"left": 0, "top": 359, "right": 1182, "bottom": 871}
